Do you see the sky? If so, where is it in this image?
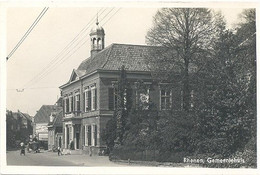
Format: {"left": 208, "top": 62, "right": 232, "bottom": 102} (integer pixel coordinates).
{"left": 4, "top": 3, "right": 251, "bottom": 116}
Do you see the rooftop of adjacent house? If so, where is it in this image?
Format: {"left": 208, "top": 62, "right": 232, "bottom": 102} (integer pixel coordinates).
{"left": 19, "top": 112, "right": 32, "bottom": 121}
{"left": 11, "top": 112, "right": 32, "bottom": 121}
{"left": 34, "top": 105, "right": 62, "bottom": 123}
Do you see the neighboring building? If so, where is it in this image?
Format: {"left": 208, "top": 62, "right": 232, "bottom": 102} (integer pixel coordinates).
{"left": 48, "top": 109, "right": 63, "bottom": 150}
{"left": 6, "top": 110, "right": 33, "bottom": 148}
{"left": 33, "top": 105, "right": 62, "bottom": 149}
{"left": 59, "top": 20, "right": 186, "bottom": 155}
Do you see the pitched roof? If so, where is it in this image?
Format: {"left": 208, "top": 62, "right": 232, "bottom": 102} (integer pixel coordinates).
{"left": 34, "top": 105, "right": 62, "bottom": 123}
{"left": 53, "top": 110, "right": 63, "bottom": 127}
{"left": 77, "top": 43, "right": 161, "bottom": 75}
{"left": 19, "top": 112, "right": 32, "bottom": 121}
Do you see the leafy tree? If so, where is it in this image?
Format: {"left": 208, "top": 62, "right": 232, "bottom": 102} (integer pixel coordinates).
{"left": 146, "top": 8, "right": 218, "bottom": 111}
{"left": 196, "top": 9, "right": 256, "bottom": 158}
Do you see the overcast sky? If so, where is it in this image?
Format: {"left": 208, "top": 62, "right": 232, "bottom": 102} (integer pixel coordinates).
{"left": 5, "top": 4, "right": 251, "bottom": 116}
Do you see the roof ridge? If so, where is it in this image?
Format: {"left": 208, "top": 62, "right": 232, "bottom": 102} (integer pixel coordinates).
{"left": 111, "top": 43, "right": 161, "bottom": 48}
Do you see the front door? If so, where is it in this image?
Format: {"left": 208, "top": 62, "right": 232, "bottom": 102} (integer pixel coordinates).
{"left": 59, "top": 136, "right": 62, "bottom": 147}
{"left": 76, "top": 133, "right": 80, "bottom": 149}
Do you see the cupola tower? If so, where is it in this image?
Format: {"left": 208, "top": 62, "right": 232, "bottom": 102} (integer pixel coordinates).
{"left": 90, "top": 16, "right": 105, "bottom": 57}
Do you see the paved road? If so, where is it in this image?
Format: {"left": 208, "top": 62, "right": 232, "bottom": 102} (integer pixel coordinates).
{"left": 6, "top": 150, "right": 124, "bottom": 166}
{"left": 6, "top": 150, "right": 78, "bottom": 166}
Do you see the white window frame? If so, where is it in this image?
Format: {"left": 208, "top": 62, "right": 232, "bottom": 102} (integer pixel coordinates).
{"left": 160, "top": 89, "right": 172, "bottom": 110}
{"left": 91, "top": 124, "right": 97, "bottom": 146}
{"left": 69, "top": 95, "right": 72, "bottom": 112}
{"left": 84, "top": 87, "right": 91, "bottom": 112}
{"left": 75, "top": 93, "right": 80, "bottom": 112}
{"left": 91, "top": 85, "right": 96, "bottom": 111}
{"left": 84, "top": 125, "right": 88, "bottom": 146}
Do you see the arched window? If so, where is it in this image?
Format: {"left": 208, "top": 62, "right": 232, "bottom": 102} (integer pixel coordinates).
{"left": 97, "top": 38, "right": 101, "bottom": 49}
{"left": 97, "top": 38, "right": 101, "bottom": 45}
{"left": 93, "top": 38, "right": 96, "bottom": 45}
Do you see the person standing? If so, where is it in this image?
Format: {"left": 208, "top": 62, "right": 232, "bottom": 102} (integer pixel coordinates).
{"left": 57, "top": 146, "right": 61, "bottom": 156}
{"left": 20, "top": 142, "right": 25, "bottom": 156}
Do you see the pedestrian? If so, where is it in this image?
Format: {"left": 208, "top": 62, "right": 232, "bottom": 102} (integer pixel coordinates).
{"left": 89, "top": 146, "right": 92, "bottom": 157}
{"left": 57, "top": 146, "right": 61, "bottom": 156}
{"left": 20, "top": 142, "right": 25, "bottom": 156}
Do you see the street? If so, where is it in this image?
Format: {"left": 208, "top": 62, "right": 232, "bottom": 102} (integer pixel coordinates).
{"left": 6, "top": 150, "right": 124, "bottom": 166}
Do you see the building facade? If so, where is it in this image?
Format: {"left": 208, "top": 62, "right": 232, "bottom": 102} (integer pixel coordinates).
{"left": 33, "top": 105, "right": 62, "bottom": 149}
{"left": 59, "top": 20, "right": 187, "bottom": 155}
{"left": 48, "top": 109, "right": 63, "bottom": 150}
{"left": 6, "top": 110, "right": 33, "bottom": 148}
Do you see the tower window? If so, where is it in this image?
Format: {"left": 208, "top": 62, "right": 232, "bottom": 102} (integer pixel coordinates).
{"left": 93, "top": 38, "right": 96, "bottom": 45}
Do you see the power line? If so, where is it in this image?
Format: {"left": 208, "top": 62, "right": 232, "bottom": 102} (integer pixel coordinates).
{"left": 22, "top": 8, "right": 109, "bottom": 89}
{"left": 23, "top": 8, "right": 118, "bottom": 89}
{"left": 102, "top": 8, "right": 121, "bottom": 26}
{"left": 6, "top": 7, "right": 49, "bottom": 61}
{"left": 7, "top": 87, "right": 58, "bottom": 91}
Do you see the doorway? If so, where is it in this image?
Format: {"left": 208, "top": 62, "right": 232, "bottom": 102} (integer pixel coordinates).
{"left": 76, "top": 133, "right": 80, "bottom": 149}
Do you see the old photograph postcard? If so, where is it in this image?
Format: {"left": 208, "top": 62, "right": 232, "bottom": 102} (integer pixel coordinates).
{"left": 0, "top": 1, "right": 259, "bottom": 174}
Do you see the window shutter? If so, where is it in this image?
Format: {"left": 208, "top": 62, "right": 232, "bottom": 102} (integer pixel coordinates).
{"left": 108, "top": 88, "right": 114, "bottom": 110}
{"left": 83, "top": 92, "right": 85, "bottom": 112}
{"left": 88, "top": 125, "right": 92, "bottom": 146}
{"left": 88, "top": 90, "right": 91, "bottom": 110}
{"left": 94, "top": 125, "right": 97, "bottom": 146}
{"left": 84, "top": 125, "right": 87, "bottom": 146}
{"left": 85, "top": 91, "right": 89, "bottom": 111}
{"left": 73, "top": 96, "right": 75, "bottom": 112}
{"left": 94, "top": 89, "right": 97, "bottom": 110}
{"left": 77, "top": 95, "right": 80, "bottom": 111}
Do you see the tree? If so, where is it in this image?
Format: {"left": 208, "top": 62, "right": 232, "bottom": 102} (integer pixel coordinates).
{"left": 146, "top": 8, "right": 217, "bottom": 111}
{"left": 196, "top": 9, "right": 256, "bottom": 158}
{"left": 102, "top": 65, "right": 133, "bottom": 148}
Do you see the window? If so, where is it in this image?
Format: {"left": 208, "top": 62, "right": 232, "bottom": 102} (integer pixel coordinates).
{"left": 84, "top": 85, "right": 97, "bottom": 112}
{"left": 84, "top": 125, "right": 88, "bottom": 146}
{"left": 91, "top": 88, "right": 97, "bottom": 110}
{"left": 84, "top": 88, "right": 91, "bottom": 112}
{"left": 108, "top": 88, "right": 117, "bottom": 110}
{"left": 69, "top": 96, "right": 73, "bottom": 112}
{"left": 160, "top": 89, "right": 172, "bottom": 110}
{"left": 92, "top": 125, "right": 97, "bottom": 146}
{"left": 76, "top": 94, "right": 80, "bottom": 111}
{"left": 66, "top": 98, "right": 69, "bottom": 113}
{"left": 87, "top": 125, "right": 92, "bottom": 146}
{"left": 69, "top": 126, "right": 73, "bottom": 141}
{"left": 136, "top": 89, "right": 149, "bottom": 110}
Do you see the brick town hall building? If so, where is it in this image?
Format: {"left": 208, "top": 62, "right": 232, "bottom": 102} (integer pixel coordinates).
{"left": 60, "top": 20, "right": 184, "bottom": 155}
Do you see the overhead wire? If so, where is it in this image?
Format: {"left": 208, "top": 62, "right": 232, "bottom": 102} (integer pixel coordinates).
{"left": 7, "top": 7, "right": 49, "bottom": 61}
{"left": 23, "top": 8, "right": 118, "bottom": 89}
{"left": 22, "top": 8, "right": 112, "bottom": 89}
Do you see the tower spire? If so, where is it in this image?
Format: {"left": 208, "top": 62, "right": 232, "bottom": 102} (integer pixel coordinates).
{"left": 96, "top": 12, "right": 99, "bottom": 26}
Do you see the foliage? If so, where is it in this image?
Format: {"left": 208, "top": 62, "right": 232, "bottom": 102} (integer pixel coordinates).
{"left": 107, "top": 9, "right": 256, "bottom": 167}
{"left": 101, "top": 116, "right": 117, "bottom": 152}
{"left": 146, "top": 8, "right": 219, "bottom": 111}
